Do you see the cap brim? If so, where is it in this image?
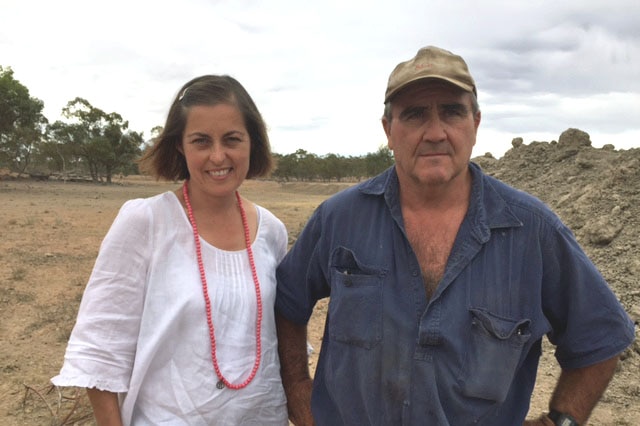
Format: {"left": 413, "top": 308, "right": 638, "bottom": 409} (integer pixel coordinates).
{"left": 385, "top": 75, "right": 476, "bottom": 103}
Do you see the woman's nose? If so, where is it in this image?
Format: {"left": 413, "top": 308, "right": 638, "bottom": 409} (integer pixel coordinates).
{"left": 209, "top": 143, "right": 225, "bottom": 163}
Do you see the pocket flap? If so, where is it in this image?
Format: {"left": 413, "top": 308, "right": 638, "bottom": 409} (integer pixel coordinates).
{"left": 469, "top": 307, "right": 530, "bottom": 339}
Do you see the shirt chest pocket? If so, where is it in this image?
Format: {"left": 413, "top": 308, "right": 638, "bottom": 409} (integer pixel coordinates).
{"left": 461, "top": 307, "right": 531, "bottom": 403}
{"left": 328, "top": 246, "right": 384, "bottom": 349}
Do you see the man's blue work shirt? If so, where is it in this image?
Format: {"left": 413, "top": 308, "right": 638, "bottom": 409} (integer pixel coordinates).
{"left": 275, "top": 163, "right": 634, "bottom": 425}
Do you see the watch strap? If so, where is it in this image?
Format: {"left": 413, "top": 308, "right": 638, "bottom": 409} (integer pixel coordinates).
{"left": 548, "top": 409, "right": 580, "bottom": 426}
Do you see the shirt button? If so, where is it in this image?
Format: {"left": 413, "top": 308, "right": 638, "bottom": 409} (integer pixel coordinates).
{"left": 344, "top": 278, "right": 353, "bottom": 287}
{"left": 412, "top": 270, "right": 419, "bottom": 277}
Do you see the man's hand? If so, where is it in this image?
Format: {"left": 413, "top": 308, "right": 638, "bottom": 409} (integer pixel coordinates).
{"left": 285, "top": 377, "right": 314, "bottom": 426}
{"left": 523, "top": 414, "right": 554, "bottom": 426}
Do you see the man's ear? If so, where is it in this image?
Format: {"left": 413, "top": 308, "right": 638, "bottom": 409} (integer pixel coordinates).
{"left": 382, "top": 116, "right": 390, "bottom": 137}
{"left": 474, "top": 110, "right": 481, "bottom": 130}
{"left": 382, "top": 117, "right": 393, "bottom": 150}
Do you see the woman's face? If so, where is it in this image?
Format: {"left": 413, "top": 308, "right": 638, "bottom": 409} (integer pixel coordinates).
{"left": 179, "top": 103, "right": 251, "bottom": 200}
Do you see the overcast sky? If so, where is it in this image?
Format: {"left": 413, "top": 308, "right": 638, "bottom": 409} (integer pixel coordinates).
{"left": 2, "top": 0, "right": 639, "bottom": 158}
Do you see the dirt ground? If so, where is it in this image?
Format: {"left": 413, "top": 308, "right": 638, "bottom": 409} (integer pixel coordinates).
{"left": 1, "top": 134, "right": 638, "bottom": 425}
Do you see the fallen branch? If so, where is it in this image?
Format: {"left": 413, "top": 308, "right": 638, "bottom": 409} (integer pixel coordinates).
{"left": 22, "top": 384, "right": 94, "bottom": 426}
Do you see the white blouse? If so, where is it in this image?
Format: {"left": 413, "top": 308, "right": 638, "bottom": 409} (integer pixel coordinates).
{"left": 52, "top": 191, "right": 289, "bottom": 425}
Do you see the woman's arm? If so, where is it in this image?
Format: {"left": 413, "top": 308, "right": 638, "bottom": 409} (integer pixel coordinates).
{"left": 86, "top": 388, "right": 123, "bottom": 426}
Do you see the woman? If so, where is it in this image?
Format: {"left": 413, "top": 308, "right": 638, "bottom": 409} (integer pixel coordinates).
{"left": 52, "top": 75, "right": 289, "bottom": 425}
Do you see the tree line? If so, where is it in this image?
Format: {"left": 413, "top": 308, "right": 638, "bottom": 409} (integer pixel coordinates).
{"left": 0, "top": 66, "right": 393, "bottom": 183}
{"left": 272, "top": 148, "right": 393, "bottom": 182}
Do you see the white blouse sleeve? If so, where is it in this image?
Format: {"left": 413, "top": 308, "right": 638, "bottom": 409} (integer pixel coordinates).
{"left": 51, "top": 198, "right": 153, "bottom": 392}
{"left": 261, "top": 206, "right": 288, "bottom": 263}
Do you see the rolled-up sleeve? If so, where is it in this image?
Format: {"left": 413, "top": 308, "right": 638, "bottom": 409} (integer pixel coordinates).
{"left": 541, "top": 218, "right": 635, "bottom": 370}
{"left": 51, "top": 199, "right": 152, "bottom": 391}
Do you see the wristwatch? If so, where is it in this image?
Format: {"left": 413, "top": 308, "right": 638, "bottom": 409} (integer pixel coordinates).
{"left": 548, "top": 409, "right": 580, "bottom": 426}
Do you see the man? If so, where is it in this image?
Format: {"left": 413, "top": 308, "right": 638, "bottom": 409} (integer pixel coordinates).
{"left": 275, "top": 46, "right": 635, "bottom": 425}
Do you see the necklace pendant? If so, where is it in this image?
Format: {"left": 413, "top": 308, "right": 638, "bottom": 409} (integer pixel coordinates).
{"left": 216, "top": 380, "right": 225, "bottom": 389}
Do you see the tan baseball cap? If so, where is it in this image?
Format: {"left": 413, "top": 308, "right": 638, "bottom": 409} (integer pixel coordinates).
{"left": 384, "top": 46, "right": 476, "bottom": 102}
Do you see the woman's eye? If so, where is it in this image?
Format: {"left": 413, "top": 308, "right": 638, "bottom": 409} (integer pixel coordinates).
{"left": 189, "top": 137, "right": 211, "bottom": 147}
{"left": 224, "top": 134, "right": 246, "bottom": 145}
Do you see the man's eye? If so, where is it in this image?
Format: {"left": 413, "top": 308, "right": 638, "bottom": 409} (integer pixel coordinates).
{"left": 402, "top": 108, "right": 425, "bottom": 120}
{"left": 443, "top": 106, "right": 466, "bottom": 117}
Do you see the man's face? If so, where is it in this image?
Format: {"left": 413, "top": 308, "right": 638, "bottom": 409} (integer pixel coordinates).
{"left": 382, "top": 80, "right": 481, "bottom": 190}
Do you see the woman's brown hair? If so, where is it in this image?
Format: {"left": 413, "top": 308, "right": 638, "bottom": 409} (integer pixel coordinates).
{"left": 139, "top": 75, "right": 272, "bottom": 180}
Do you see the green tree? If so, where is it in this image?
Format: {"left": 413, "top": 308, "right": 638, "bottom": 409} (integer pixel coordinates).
{"left": 295, "top": 149, "right": 319, "bottom": 181}
{"left": 59, "top": 98, "right": 142, "bottom": 183}
{"left": 365, "top": 145, "right": 394, "bottom": 176}
{"left": 47, "top": 120, "right": 91, "bottom": 178}
{"left": 272, "top": 146, "right": 393, "bottom": 182}
{"left": 320, "top": 153, "right": 347, "bottom": 181}
{"left": 345, "top": 155, "right": 366, "bottom": 181}
{"left": 150, "top": 125, "right": 163, "bottom": 139}
{"left": 271, "top": 153, "right": 295, "bottom": 181}
{"left": 0, "top": 66, "right": 48, "bottom": 173}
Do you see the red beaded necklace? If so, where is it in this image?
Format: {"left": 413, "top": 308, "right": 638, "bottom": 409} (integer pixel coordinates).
{"left": 182, "top": 181, "right": 262, "bottom": 390}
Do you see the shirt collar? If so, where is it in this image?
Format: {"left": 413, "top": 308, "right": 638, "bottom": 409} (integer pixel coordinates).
{"left": 467, "top": 162, "right": 523, "bottom": 244}
{"left": 358, "top": 166, "right": 395, "bottom": 196}
{"left": 358, "top": 163, "right": 523, "bottom": 243}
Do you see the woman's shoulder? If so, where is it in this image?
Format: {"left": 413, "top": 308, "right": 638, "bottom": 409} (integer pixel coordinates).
{"left": 255, "top": 204, "right": 281, "bottom": 223}
{"left": 255, "top": 204, "right": 287, "bottom": 247}
{"left": 115, "top": 191, "right": 179, "bottom": 226}
{"left": 119, "top": 191, "right": 176, "bottom": 212}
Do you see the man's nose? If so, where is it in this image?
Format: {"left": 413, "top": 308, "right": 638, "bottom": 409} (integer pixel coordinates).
{"left": 421, "top": 113, "right": 447, "bottom": 143}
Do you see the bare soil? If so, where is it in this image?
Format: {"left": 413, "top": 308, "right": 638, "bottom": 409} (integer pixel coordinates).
{"left": 1, "top": 134, "right": 638, "bottom": 424}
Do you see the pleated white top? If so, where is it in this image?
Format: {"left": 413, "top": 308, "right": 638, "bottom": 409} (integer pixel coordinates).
{"left": 52, "top": 191, "right": 288, "bottom": 425}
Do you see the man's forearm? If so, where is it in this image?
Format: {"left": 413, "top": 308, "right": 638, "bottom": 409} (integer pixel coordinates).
{"left": 524, "top": 355, "right": 619, "bottom": 425}
{"left": 548, "top": 355, "right": 619, "bottom": 424}
{"left": 549, "top": 356, "right": 619, "bottom": 424}
{"left": 276, "top": 312, "right": 314, "bottom": 426}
